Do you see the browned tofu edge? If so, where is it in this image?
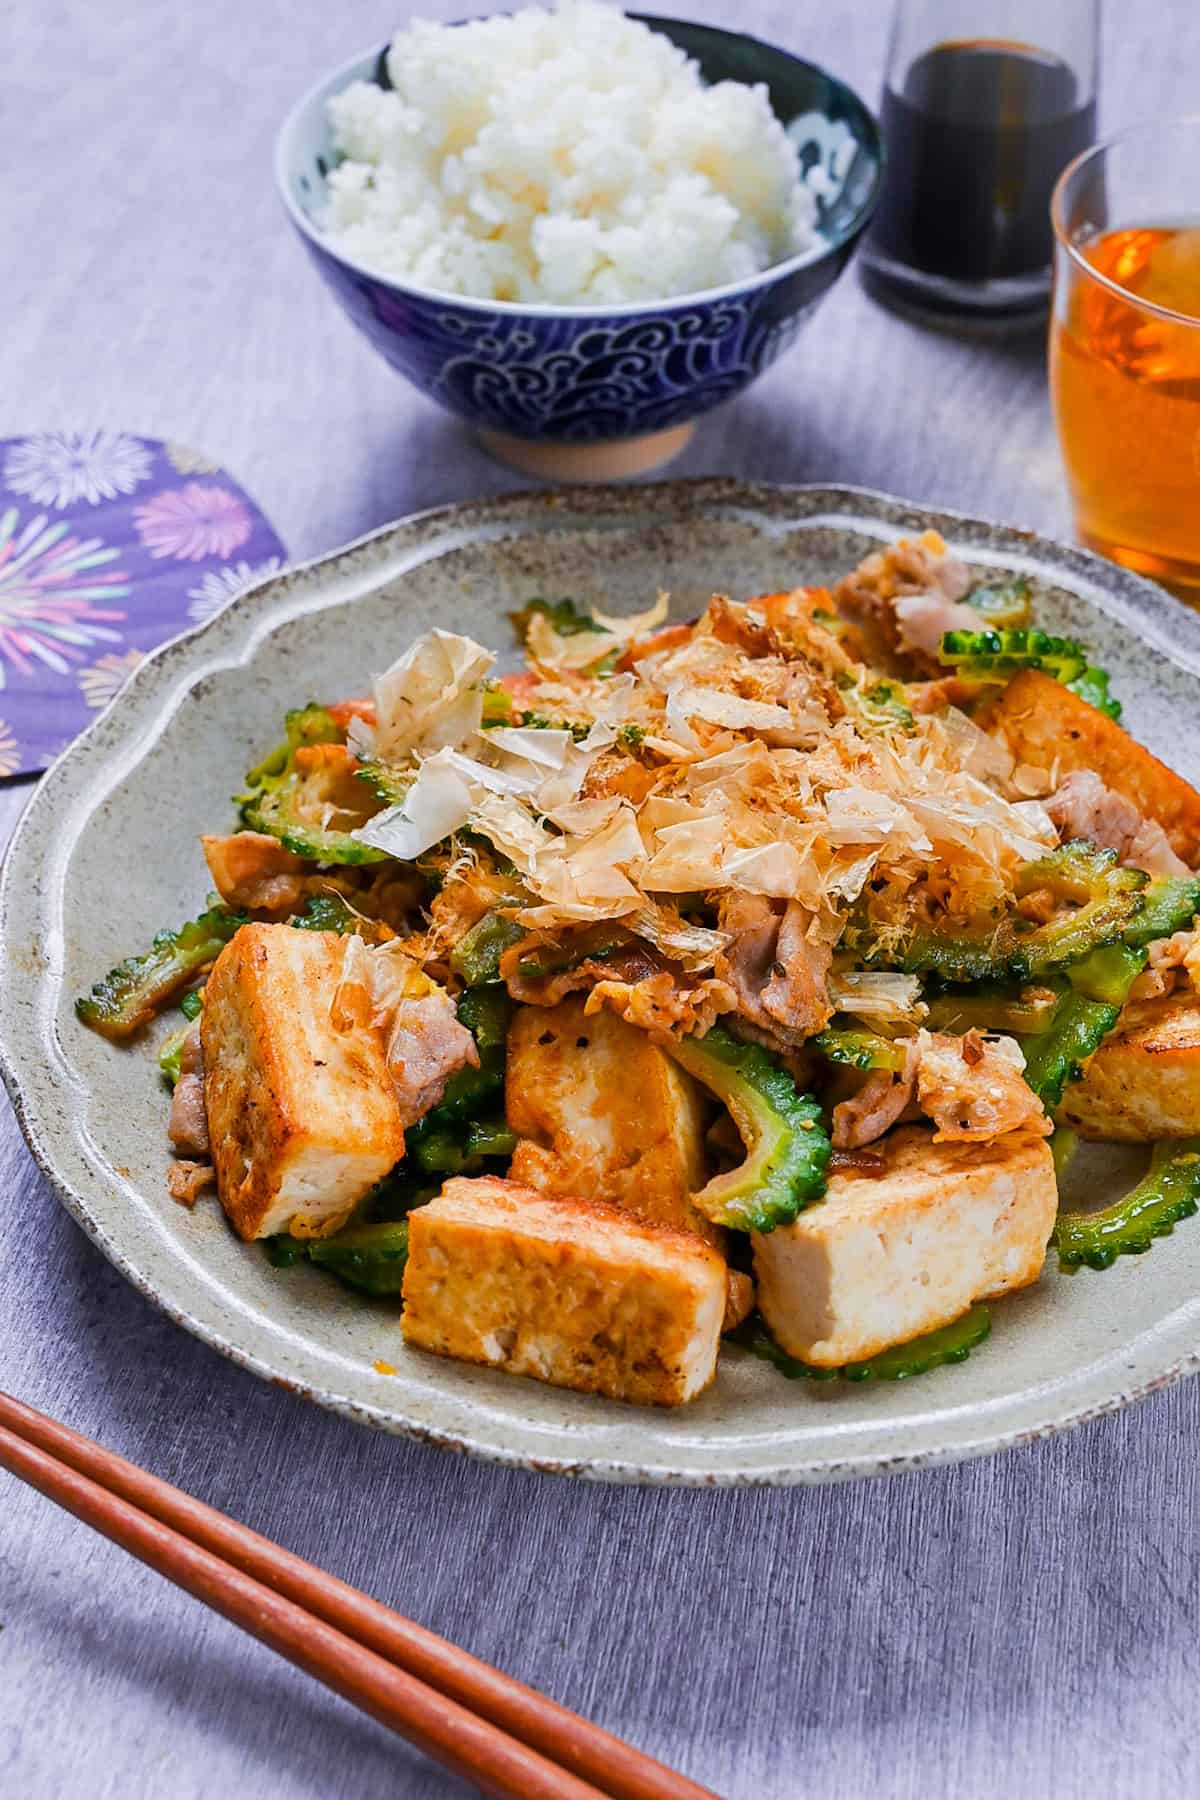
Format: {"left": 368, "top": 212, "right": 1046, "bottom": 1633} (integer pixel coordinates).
{"left": 401, "top": 1175, "right": 726, "bottom": 1406}
{"left": 753, "top": 1127, "right": 1056, "bottom": 1366}
{"left": 505, "top": 996, "right": 721, "bottom": 1246}
{"left": 1057, "top": 993, "right": 1200, "bottom": 1140}
{"left": 200, "top": 923, "right": 405, "bottom": 1240}
{"left": 987, "top": 670, "right": 1200, "bottom": 861}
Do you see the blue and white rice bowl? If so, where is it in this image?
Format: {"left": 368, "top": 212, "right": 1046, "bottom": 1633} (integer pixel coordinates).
{"left": 275, "top": 16, "right": 882, "bottom": 478}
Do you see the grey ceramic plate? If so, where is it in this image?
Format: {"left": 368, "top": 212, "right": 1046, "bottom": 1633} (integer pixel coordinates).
{"left": 5, "top": 479, "right": 1200, "bottom": 1486}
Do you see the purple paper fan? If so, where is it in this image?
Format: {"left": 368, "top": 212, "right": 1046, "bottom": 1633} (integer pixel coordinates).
{"left": 0, "top": 432, "right": 286, "bottom": 778}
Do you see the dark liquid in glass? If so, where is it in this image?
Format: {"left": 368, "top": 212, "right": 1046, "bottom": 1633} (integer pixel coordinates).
{"left": 868, "top": 38, "right": 1096, "bottom": 299}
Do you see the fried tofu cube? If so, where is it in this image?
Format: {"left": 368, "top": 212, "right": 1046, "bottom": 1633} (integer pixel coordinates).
{"left": 1057, "top": 993, "right": 1200, "bottom": 1141}
{"left": 402, "top": 1175, "right": 726, "bottom": 1406}
{"left": 988, "top": 670, "right": 1200, "bottom": 863}
{"left": 753, "top": 1126, "right": 1056, "bottom": 1366}
{"left": 201, "top": 924, "right": 405, "bottom": 1241}
{"left": 506, "top": 996, "right": 718, "bottom": 1244}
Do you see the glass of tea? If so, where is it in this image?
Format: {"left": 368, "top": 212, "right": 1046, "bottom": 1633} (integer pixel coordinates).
{"left": 861, "top": 0, "right": 1099, "bottom": 325}
{"left": 1050, "top": 120, "right": 1200, "bottom": 600}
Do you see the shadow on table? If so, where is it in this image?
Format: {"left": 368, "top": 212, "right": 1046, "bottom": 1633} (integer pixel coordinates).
{"left": 680, "top": 300, "right": 1058, "bottom": 523}
{"left": 2, "top": 1558, "right": 463, "bottom": 1800}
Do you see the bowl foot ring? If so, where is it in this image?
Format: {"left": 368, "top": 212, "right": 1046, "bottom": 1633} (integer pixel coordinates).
{"left": 477, "top": 421, "right": 695, "bottom": 482}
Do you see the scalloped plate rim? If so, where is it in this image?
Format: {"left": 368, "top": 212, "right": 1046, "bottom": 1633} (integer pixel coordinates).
{"left": 4, "top": 477, "right": 1200, "bottom": 1486}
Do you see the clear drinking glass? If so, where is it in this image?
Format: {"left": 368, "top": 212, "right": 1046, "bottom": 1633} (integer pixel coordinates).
{"left": 861, "top": 0, "right": 1100, "bottom": 325}
{"left": 1050, "top": 120, "right": 1200, "bottom": 600}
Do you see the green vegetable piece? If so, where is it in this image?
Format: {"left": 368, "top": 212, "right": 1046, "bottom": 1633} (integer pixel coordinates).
{"left": 1019, "top": 840, "right": 1146, "bottom": 905}
{"left": 951, "top": 656, "right": 1080, "bottom": 686}
{"left": 244, "top": 703, "right": 343, "bottom": 787}
{"left": 77, "top": 905, "right": 245, "bottom": 1040}
{"left": 836, "top": 676, "right": 915, "bottom": 733}
{"left": 286, "top": 702, "right": 343, "bottom": 744}
{"left": 405, "top": 988, "right": 512, "bottom": 1167}
{"left": 1053, "top": 1140, "right": 1200, "bottom": 1271}
{"left": 241, "top": 784, "right": 387, "bottom": 867}
{"left": 1122, "top": 876, "right": 1200, "bottom": 950}
{"left": 1050, "top": 1128, "right": 1079, "bottom": 1182}
{"left": 619, "top": 723, "right": 646, "bottom": 749}
{"left": 999, "top": 863, "right": 1149, "bottom": 1105}
{"left": 180, "top": 989, "right": 204, "bottom": 1022}
{"left": 518, "top": 713, "right": 591, "bottom": 741}
{"left": 812, "top": 1023, "right": 909, "bottom": 1072}
{"left": 290, "top": 893, "right": 363, "bottom": 934}
{"left": 424, "top": 1048, "right": 506, "bottom": 1124}
{"left": 449, "top": 909, "right": 526, "bottom": 985}
{"left": 456, "top": 986, "right": 511, "bottom": 1052}
{"left": 361, "top": 1167, "right": 438, "bottom": 1224}
{"left": 354, "top": 759, "right": 410, "bottom": 807}
{"left": 267, "top": 1236, "right": 306, "bottom": 1268}
{"left": 665, "top": 1025, "right": 830, "bottom": 1233}
{"left": 513, "top": 923, "right": 629, "bottom": 983}
{"left": 855, "top": 845, "right": 1146, "bottom": 986}
{"left": 729, "top": 1306, "right": 991, "bottom": 1382}
{"left": 937, "top": 627, "right": 1088, "bottom": 686}
{"left": 1066, "top": 941, "right": 1148, "bottom": 1006}
{"left": 1017, "top": 843, "right": 1147, "bottom": 976}
{"left": 1067, "top": 664, "right": 1122, "bottom": 721}
{"left": 412, "top": 1129, "right": 473, "bottom": 1176}
{"left": 466, "top": 1114, "right": 517, "bottom": 1160}
{"left": 879, "top": 926, "right": 1026, "bottom": 985}
{"left": 510, "top": 597, "right": 605, "bottom": 643}
{"left": 924, "top": 984, "right": 1062, "bottom": 1036}
{"left": 240, "top": 704, "right": 387, "bottom": 866}
{"left": 479, "top": 681, "right": 514, "bottom": 727}
{"left": 414, "top": 1072, "right": 495, "bottom": 1140}
{"left": 1021, "top": 991, "right": 1121, "bottom": 1111}
{"left": 158, "top": 1024, "right": 190, "bottom": 1088}
{"left": 964, "top": 578, "right": 1033, "bottom": 629}
{"left": 410, "top": 1111, "right": 514, "bottom": 1177}
{"left": 863, "top": 679, "right": 915, "bottom": 731}
{"left": 308, "top": 1220, "right": 411, "bottom": 1295}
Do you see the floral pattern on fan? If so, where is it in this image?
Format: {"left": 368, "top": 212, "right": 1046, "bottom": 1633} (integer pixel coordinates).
{"left": 134, "top": 483, "right": 253, "bottom": 562}
{"left": 78, "top": 650, "right": 147, "bottom": 712}
{"left": 3, "top": 430, "right": 154, "bottom": 510}
{"left": 187, "top": 556, "right": 283, "bottom": 624}
{"left": 0, "top": 435, "right": 285, "bottom": 778}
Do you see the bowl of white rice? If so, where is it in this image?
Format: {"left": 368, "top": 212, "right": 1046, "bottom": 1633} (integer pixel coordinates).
{"left": 275, "top": 3, "right": 881, "bottom": 479}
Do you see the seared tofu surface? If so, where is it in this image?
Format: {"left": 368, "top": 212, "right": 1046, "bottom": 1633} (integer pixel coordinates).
{"left": 1057, "top": 994, "right": 1200, "bottom": 1141}
{"left": 402, "top": 1175, "right": 726, "bottom": 1406}
{"left": 753, "top": 1126, "right": 1056, "bottom": 1366}
{"left": 506, "top": 996, "right": 717, "bottom": 1243}
{"left": 988, "top": 670, "right": 1200, "bottom": 862}
{"left": 201, "top": 924, "right": 405, "bottom": 1242}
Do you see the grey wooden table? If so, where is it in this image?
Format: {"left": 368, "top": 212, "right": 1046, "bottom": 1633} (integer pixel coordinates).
{"left": 3, "top": 3, "right": 1197, "bottom": 1796}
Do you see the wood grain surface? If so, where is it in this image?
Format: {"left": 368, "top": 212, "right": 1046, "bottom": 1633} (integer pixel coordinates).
{"left": 3, "top": 3, "right": 1198, "bottom": 1796}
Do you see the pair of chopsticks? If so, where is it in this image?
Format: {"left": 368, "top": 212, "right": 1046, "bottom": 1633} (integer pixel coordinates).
{"left": 0, "top": 1391, "right": 718, "bottom": 1800}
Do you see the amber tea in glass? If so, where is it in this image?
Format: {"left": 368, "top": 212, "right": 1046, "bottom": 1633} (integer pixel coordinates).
{"left": 1050, "top": 122, "right": 1200, "bottom": 599}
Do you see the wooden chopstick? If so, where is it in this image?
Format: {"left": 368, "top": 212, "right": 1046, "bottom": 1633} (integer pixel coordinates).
{"left": 0, "top": 1392, "right": 719, "bottom": 1800}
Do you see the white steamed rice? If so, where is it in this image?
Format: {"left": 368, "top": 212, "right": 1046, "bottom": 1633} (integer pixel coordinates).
{"left": 319, "top": 0, "right": 823, "bottom": 306}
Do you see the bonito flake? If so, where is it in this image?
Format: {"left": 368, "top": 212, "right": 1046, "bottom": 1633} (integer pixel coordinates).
{"left": 344, "top": 576, "right": 1082, "bottom": 972}
{"left": 525, "top": 593, "right": 668, "bottom": 672}
{"left": 367, "top": 630, "right": 494, "bottom": 761}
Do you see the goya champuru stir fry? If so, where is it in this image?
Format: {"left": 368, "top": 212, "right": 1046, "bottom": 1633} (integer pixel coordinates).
{"left": 78, "top": 531, "right": 1200, "bottom": 1406}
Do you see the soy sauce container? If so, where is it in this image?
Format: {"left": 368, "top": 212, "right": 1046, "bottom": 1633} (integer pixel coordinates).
{"left": 861, "top": 0, "right": 1099, "bottom": 327}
